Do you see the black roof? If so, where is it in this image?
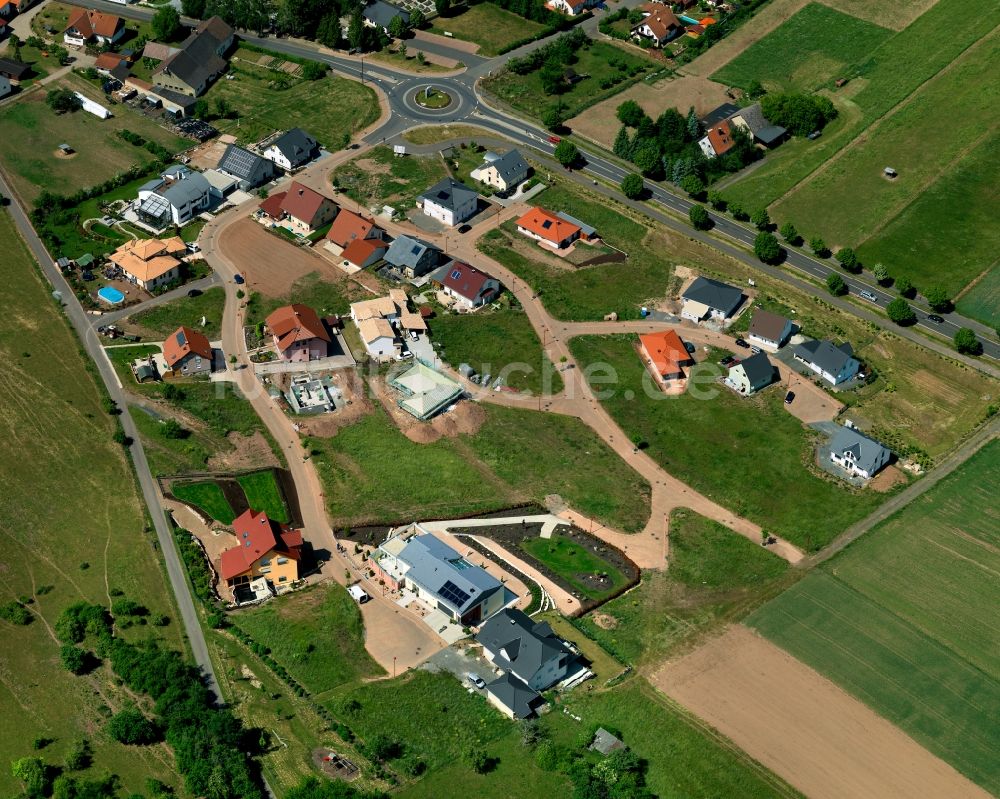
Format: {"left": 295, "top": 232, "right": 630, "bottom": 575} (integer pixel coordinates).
{"left": 270, "top": 128, "right": 319, "bottom": 166}
{"left": 701, "top": 102, "right": 740, "bottom": 128}
{"left": 218, "top": 143, "right": 274, "bottom": 185}
{"left": 363, "top": 0, "right": 410, "bottom": 28}
{"left": 0, "top": 58, "right": 30, "bottom": 79}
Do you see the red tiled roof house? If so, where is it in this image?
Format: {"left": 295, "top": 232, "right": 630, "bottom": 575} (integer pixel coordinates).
{"left": 638, "top": 329, "right": 694, "bottom": 390}
{"left": 162, "top": 325, "right": 213, "bottom": 377}
{"left": 266, "top": 303, "right": 331, "bottom": 362}
{"left": 258, "top": 182, "right": 337, "bottom": 236}
{"left": 64, "top": 8, "right": 125, "bottom": 46}
{"left": 515, "top": 207, "right": 581, "bottom": 250}
{"left": 441, "top": 261, "right": 501, "bottom": 309}
{"left": 219, "top": 509, "right": 303, "bottom": 591}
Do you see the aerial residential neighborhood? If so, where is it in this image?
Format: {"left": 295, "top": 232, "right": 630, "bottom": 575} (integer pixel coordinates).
{"left": 0, "top": 0, "right": 997, "bottom": 798}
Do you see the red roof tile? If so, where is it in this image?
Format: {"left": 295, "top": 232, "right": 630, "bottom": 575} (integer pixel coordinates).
{"left": 219, "top": 509, "right": 302, "bottom": 581}
{"left": 162, "top": 325, "right": 212, "bottom": 369}
{"left": 259, "top": 191, "right": 286, "bottom": 219}
{"left": 442, "top": 262, "right": 494, "bottom": 302}
{"left": 326, "top": 209, "right": 380, "bottom": 248}
{"left": 266, "top": 303, "right": 331, "bottom": 352}
{"left": 639, "top": 330, "right": 692, "bottom": 378}
{"left": 515, "top": 207, "right": 580, "bottom": 245}
{"left": 280, "top": 181, "right": 334, "bottom": 228}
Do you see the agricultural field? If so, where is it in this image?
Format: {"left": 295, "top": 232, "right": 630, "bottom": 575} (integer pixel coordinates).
{"left": 430, "top": 3, "right": 547, "bottom": 56}
{"left": 429, "top": 308, "right": 562, "bottom": 394}
{"left": 127, "top": 287, "right": 226, "bottom": 340}
{"left": 956, "top": 266, "right": 1000, "bottom": 329}
{"left": 577, "top": 509, "right": 793, "bottom": 666}
{"left": 309, "top": 401, "right": 651, "bottom": 531}
{"left": 712, "top": 3, "right": 893, "bottom": 91}
{"left": 232, "top": 584, "right": 383, "bottom": 696}
{"left": 0, "top": 74, "right": 187, "bottom": 205}
{"left": 0, "top": 213, "right": 183, "bottom": 794}
{"left": 331, "top": 145, "right": 449, "bottom": 213}
{"left": 748, "top": 440, "right": 1000, "bottom": 794}
{"left": 483, "top": 39, "right": 654, "bottom": 121}
{"left": 570, "top": 335, "right": 885, "bottom": 550}
{"left": 203, "top": 48, "right": 379, "bottom": 147}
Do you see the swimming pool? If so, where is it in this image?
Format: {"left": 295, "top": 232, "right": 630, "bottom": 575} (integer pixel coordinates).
{"left": 98, "top": 286, "right": 125, "bottom": 304}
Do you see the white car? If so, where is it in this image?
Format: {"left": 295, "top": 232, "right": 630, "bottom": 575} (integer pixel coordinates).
{"left": 347, "top": 584, "right": 371, "bottom": 604}
{"left": 409, "top": 330, "right": 419, "bottom": 341}
{"left": 466, "top": 672, "right": 486, "bottom": 689}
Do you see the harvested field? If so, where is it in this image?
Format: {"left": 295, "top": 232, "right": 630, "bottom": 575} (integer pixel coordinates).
{"left": 822, "top": 0, "right": 939, "bottom": 30}
{"left": 653, "top": 625, "right": 990, "bottom": 799}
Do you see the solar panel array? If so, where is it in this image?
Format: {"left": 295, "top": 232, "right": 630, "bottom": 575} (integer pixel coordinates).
{"left": 438, "top": 580, "right": 470, "bottom": 608}
{"left": 222, "top": 146, "right": 259, "bottom": 179}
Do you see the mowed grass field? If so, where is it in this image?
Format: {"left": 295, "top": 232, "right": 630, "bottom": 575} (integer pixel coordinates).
{"left": 720, "top": 0, "right": 1000, "bottom": 296}
{"left": 430, "top": 3, "right": 547, "bottom": 56}
{"left": 956, "top": 265, "right": 1000, "bottom": 328}
{"left": 128, "top": 287, "right": 226, "bottom": 340}
{"left": 204, "top": 48, "right": 379, "bottom": 147}
{"left": 0, "top": 212, "right": 183, "bottom": 793}
{"left": 569, "top": 335, "right": 884, "bottom": 550}
{"left": 310, "top": 401, "right": 651, "bottom": 531}
{"left": 747, "top": 440, "right": 1000, "bottom": 794}
{"left": 0, "top": 74, "right": 187, "bottom": 204}
{"left": 712, "top": 3, "right": 892, "bottom": 91}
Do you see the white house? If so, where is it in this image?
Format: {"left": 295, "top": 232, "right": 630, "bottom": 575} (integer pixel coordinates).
{"left": 680, "top": 276, "right": 744, "bottom": 323}
{"left": 63, "top": 9, "right": 125, "bottom": 47}
{"left": 726, "top": 352, "right": 775, "bottom": 395}
{"left": 439, "top": 261, "right": 501, "bottom": 309}
{"left": 477, "top": 609, "right": 576, "bottom": 691}
{"left": 417, "top": 178, "right": 478, "bottom": 227}
{"left": 357, "top": 317, "right": 397, "bottom": 361}
{"left": 747, "top": 309, "right": 794, "bottom": 350}
{"left": 547, "top": 0, "right": 593, "bottom": 15}
{"left": 263, "top": 128, "right": 319, "bottom": 172}
{"left": 470, "top": 149, "right": 529, "bottom": 194}
{"left": 828, "top": 425, "right": 890, "bottom": 479}
{"left": 793, "top": 339, "right": 860, "bottom": 386}
{"left": 136, "top": 166, "right": 212, "bottom": 228}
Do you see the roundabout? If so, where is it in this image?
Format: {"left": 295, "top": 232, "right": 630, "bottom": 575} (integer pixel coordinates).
{"left": 413, "top": 87, "right": 453, "bottom": 110}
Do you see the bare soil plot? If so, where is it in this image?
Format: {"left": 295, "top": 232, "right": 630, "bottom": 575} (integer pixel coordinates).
{"left": 820, "top": 0, "right": 939, "bottom": 30}
{"left": 652, "top": 625, "right": 990, "bottom": 799}
{"left": 569, "top": 75, "right": 732, "bottom": 149}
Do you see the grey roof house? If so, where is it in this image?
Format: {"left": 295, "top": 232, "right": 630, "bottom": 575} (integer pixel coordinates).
{"left": 681, "top": 276, "right": 744, "bottom": 323}
{"left": 152, "top": 16, "right": 234, "bottom": 98}
{"left": 263, "top": 128, "right": 320, "bottom": 171}
{"left": 217, "top": 144, "right": 275, "bottom": 190}
{"left": 363, "top": 0, "right": 410, "bottom": 33}
{"left": 828, "top": 425, "right": 890, "bottom": 479}
{"left": 793, "top": 339, "right": 860, "bottom": 386}
{"left": 417, "top": 177, "right": 478, "bottom": 226}
{"left": 485, "top": 672, "right": 543, "bottom": 720}
{"left": 701, "top": 102, "right": 740, "bottom": 128}
{"left": 136, "top": 166, "right": 212, "bottom": 227}
{"left": 728, "top": 102, "right": 786, "bottom": 147}
{"left": 477, "top": 609, "right": 576, "bottom": 691}
{"left": 726, "top": 351, "right": 776, "bottom": 395}
{"left": 471, "top": 149, "right": 530, "bottom": 194}
{"left": 383, "top": 234, "right": 442, "bottom": 279}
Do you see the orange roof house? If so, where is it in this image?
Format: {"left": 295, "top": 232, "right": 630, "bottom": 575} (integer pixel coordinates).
{"left": 279, "top": 181, "right": 337, "bottom": 233}
{"left": 325, "top": 209, "right": 383, "bottom": 249}
{"left": 515, "top": 207, "right": 581, "bottom": 249}
{"left": 638, "top": 330, "right": 694, "bottom": 385}
{"left": 109, "top": 237, "right": 186, "bottom": 291}
{"left": 340, "top": 237, "right": 387, "bottom": 269}
{"left": 631, "top": 5, "right": 683, "bottom": 46}
{"left": 705, "top": 119, "right": 735, "bottom": 157}
{"left": 162, "top": 325, "right": 213, "bottom": 376}
{"left": 219, "top": 509, "right": 303, "bottom": 589}
{"left": 64, "top": 8, "right": 125, "bottom": 44}
{"left": 266, "top": 303, "right": 331, "bottom": 362}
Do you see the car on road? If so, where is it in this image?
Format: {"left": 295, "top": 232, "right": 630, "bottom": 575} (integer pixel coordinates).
{"left": 187, "top": 288, "right": 202, "bottom": 298}
{"left": 457, "top": 224, "right": 472, "bottom": 234}
{"left": 234, "top": 274, "right": 245, "bottom": 284}
{"left": 466, "top": 672, "right": 486, "bottom": 689}
{"left": 347, "top": 585, "right": 371, "bottom": 604}
{"left": 927, "top": 314, "right": 944, "bottom": 323}
{"left": 547, "top": 135, "right": 561, "bottom": 144}
{"left": 858, "top": 289, "right": 879, "bottom": 303}
{"left": 784, "top": 391, "right": 795, "bottom": 404}
{"left": 734, "top": 338, "right": 749, "bottom": 349}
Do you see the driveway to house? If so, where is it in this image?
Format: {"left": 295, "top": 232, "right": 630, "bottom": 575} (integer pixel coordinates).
{"left": 95, "top": 272, "right": 222, "bottom": 329}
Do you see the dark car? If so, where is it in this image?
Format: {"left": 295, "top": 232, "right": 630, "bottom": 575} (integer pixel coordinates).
{"left": 784, "top": 391, "right": 795, "bottom": 405}
{"left": 927, "top": 314, "right": 944, "bottom": 323}
{"left": 684, "top": 341, "right": 696, "bottom": 354}
{"left": 187, "top": 288, "right": 202, "bottom": 298}
{"left": 234, "top": 274, "right": 245, "bottom": 285}
{"left": 719, "top": 355, "right": 737, "bottom": 366}
{"left": 457, "top": 224, "right": 472, "bottom": 234}
{"left": 734, "top": 338, "right": 749, "bottom": 349}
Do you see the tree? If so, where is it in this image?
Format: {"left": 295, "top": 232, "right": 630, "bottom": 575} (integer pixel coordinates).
{"left": 632, "top": 143, "right": 661, "bottom": 176}
{"left": 160, "top": 419, "right": 187, "bottom": 439}
{"left": 46, "top": 88, "right": 82, "bottom": 114}
{"left": 707, "top": 191, "right": 726, "bottom": 211}
{"left": 409, "top": 8, "right": 425, "bottom": 28}
{"left": 539, "top": 59, "right": 564, "bottom": 95}
{"left": 871, "top": 262, "right": 889, "bottom": 284}
{"left": 388, "top": 14, "right": 407, "bottom": 39}
{"left": 300, "top": 60, "right": 327, "bottom": 81}
{"left": 60, "top": 644, "right": 90, "bottom": 674}
{"left": 554, "top": 140, "right": 578, "bottom": 168}
{"left": 953, "top": 327, "right": 982, "bottom": 355}
{"left": 751, "top": 208, "right": 770, "bottom": 230}
{"left": 746, "top": 79, "right": 766, "bottom": 100}
{"left": 689, "top": 205, "right": 711, "bottom": 231}
{"left": 616, "top": 99, "right": 646, "bottom": 128}
{"left": 826, "top": 273, "right": 847, "bottom": 296}
{"left": 107, "top": 707, "right": 159, "bottom": 745}
{"left": 621, "top": 173, "right": 644, "bottom": 199}
{"left": 835, "top": 246, "right": 859, "bottom": 272}
{"left": 366, "top": 732, "right": 401, "bottom": 762}
{"left": 542, "top": 101, "right": 567, "bottom": 132}
{"left": 779, "top": 221, "right": 800, "bottom": 245}
{"left": 612, "top": 125, "right": 632, "bottom": 159}
{"left": 886, "top": 297, "right": 916, "bottom": 325}
{"left": 11, "top": 757, "right": 50, "bottom": 798}
{"left": 679, "top": 173, "right": 705, "bottom": 200}
{"left": 464, "top": 747, "right": 491, "bottom": 774}
{"left": 214, "top": 97, "right": 235, "bottom": 119}
{"left": 924, "top": 285, "right": 951, "bottom": 312}
{"left": 347, "top": 8, "right": 364, "bottom": 50}
{"left": 435, "top": 0, "right": 450, "bottom": 15}
{"left": 728, "top": 201, "right": 749, "bottom": 221}
{"left": 65, "top": 738, "right": 92, "bottom": 771}
{"left": 810, "top": 236, "right": 829, "bottom": 257}
{"left": 754, "top": 231, "right": 781, "bottom": 264}
{"left": 152, "top": 6, "right": 182, "bottom": 42}
{"left": 761, "top": 92, "right": 837, "bottom": 136}
{"left": 181, "top": 0, "right": 206, "bottom": 18}
{"left": 895, "top": 276, "right": 914, "bottom": 297}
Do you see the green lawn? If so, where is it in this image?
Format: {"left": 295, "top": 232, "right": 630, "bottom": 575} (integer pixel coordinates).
{"left": 430, "top": 3, "right": 547, "bottom": 56}
{"left": 712, "top": 4, "right": 892, "bottom": 92}
{"left": 172, "top": 480, "right": 236, "bottom": 523}
{"left": 234, "top": 584, "right": 383, "bottom": 696}
{"left": 203, "top": 48, "right": 379, "bottom": 148}
{"left": 0, "top": 212, "right": 184, "bottom": 794}
{"left": 748, "top": 441, "right": 1000, "bottom": 794}
{"left": 246, "top": 272, "right": 368, "bottom": 330}
{"left": 310, "top": 399, "right": 651, "bottom": 530}
{"left": 331, "top": 145, "right": 450, "bottom": 212}
{"left": 0, "top": 74, "right": 187, "bottom": 205}
{"left": 429, "top": 308, "right": 563, "bottom": 394}
{"left": 478, "top": 182, "right": 675, "bottom": 320}
{"left": 237, "top": 470, "right": 289, "bottom": 523}
{"left": 128, "top": 287, "right": 226, "bottom": 340}
{"left": 483, "top": 38, "right": 654, "bottom": 120}
{"left": 569, "top": 335, "right": 884, "bottom": 550}
{"left": 956, "top": 265, "right": 1000, "bottom": 328}
{"left": 521, "top": 534, "right": 629, "bottom": 600}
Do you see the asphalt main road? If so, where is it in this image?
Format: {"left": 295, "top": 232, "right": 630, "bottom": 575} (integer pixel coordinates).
{"left": 0, "top": 173, "right": 223, "bottom": 702}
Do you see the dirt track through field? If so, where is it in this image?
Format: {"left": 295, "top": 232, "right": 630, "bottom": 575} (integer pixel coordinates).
{"left": 652, "top": 625, "right": 991, "bottom": 799}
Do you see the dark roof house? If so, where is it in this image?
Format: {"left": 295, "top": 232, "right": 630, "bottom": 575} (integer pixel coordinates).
{"left": 418, "top": 177, "right": 478, "bottom": 217}
{"left": 363, "top": 0, "right": 410, "bottom": 32}
{"left": 701, "top": 102, "right": 740, "bottom": 128}
{"left": 441, "top": 261, "right": 500, "bottom": 307}
{"left": 153, "top": 17, "right": 234, "bottom": 97}
{"left": 828, "top": 426, "right": 891, "bottom": 479}
{"left": 217, "top": 144, "right": 275, "bottom": 189}
{"left": 265, "top": 128, "right": 319, "bottom": 170}
{"left": 485, "top": 672, "right": 543, "bottom": 720}
{"left": 681, "top": 276, "right": 744, "bottom": 321}
{"left": 477, "top": 609, "right": 576, "bottom": 691}
{"left": 384, "top": 234, "right": 441, "bottom": 277}
{"left": 792, "top": 339, "right": 860, "bottom": 385}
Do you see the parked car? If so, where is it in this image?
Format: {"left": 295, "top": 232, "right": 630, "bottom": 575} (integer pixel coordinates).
{"left": 784, "top": 391, "right": 795, "bottom": 404}
{"left": 234, "top": 274, "right": 245, "bottom": 284}
{"left": 466, "top": 673, "right": 486, "bottom": 689}
{"left": 719, "top": 355, "right": 737, "bottom": 366}
{"left": 187, "top": 288, "right": 202, "bottom": 298}
{"left": 409, "top": 330, "right": 419, "bottom": 341}
{"left": 807, "top": 130, "right": 822, "bottom": 140}
{"left": 750, "top": 345, "right": 761, "bottom": 354}
{"left": 186, "top": 241, "right": 201, "bottom": 253}
{"left": 734, "top": 338, "right": 749, "bottom": 349}
{"left": 347, "top": 585, "right": 371, "bottom": 604}
{"left": 927, "top": 314, "right": 944, "bottom": 323}
{"left": 859, "top": 289, "right": 879, "bottom": 303}
{"left": 457, "top": 224, "right": 472, "bottom": 234}
{"left": 684, "top": 341, "right": 696, "bottom": 354}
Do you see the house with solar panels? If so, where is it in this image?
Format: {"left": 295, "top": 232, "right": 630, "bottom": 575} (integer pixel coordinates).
{"left": 217, "top": 144, "right": 276, "bottom": 191}
{"left": 369, "top": 530, "right": 508, "bottom": 626}
{"left": 135, "top": 165, "right": 212, "bottom": 228}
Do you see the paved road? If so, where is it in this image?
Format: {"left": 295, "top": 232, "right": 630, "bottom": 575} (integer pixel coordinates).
{"left": 0, "top": 172, "right": 222, "bottom": 701}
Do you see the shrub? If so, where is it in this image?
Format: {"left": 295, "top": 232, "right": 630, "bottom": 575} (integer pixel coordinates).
{"left": 65, "top": 738, "right": 92, "bottom": 771}
{"left": 0, "top": 600, "right": 32, "bottom": 625}
{"left": 107, "top": 707, "right": 159, "bottom": 745}
{"left": 300, "top": 60, "right": 327, "bottom": 81}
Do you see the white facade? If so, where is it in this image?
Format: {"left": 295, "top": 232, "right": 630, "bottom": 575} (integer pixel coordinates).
{"left": 262, "top": 145, "right": 292, "bottom": 172}
{"left": 420, "top": 195, "right": 475, "bottom": 227}
{"left": 831, "top": 447, "right": 889, "bottom": 479}
{"left": 364, "top": 333, "right": 396, "bottom": 360}
{"left": 697, "top": 135, "right": 716, "bottom": 158}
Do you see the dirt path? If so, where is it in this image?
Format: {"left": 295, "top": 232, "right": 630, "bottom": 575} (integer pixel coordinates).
{"left": 652, "top": 625, "right": 991, "bottom": 799}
